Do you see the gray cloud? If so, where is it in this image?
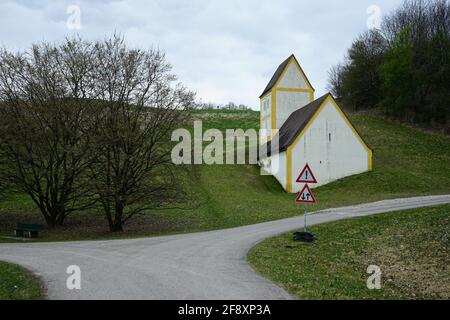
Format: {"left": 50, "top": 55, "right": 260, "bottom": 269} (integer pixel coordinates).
{"left": 1, "top": 0, "right": 403, "bottom": 108}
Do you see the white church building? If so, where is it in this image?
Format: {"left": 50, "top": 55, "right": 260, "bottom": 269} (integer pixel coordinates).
{"left": 259, "top": 54, "right": 373, "bottom": 193}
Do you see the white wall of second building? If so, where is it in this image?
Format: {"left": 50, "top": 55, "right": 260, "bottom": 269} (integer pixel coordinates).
{"left": 276, "top": 91, "right": 311, "bottom": 128}
{"left": 289, "top": 100, "right": 369, "bottom": 191}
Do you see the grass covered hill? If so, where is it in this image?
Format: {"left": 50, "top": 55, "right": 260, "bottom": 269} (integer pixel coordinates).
{"left": 0, "top": 109, "right": 449, "bottom": 242}
{"left": 248, "top": 204, "right": 450, "bottom": 300}
{"left": 0, "top": 262, "right": 44, "bottom": 299}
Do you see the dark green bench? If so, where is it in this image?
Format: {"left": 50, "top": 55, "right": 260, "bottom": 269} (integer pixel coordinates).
{"left": 14, "top": 223, "right": 44, "bottom": 238}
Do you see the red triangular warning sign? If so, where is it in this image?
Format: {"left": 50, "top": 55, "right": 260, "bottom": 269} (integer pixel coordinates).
{"left": 295, "top": 184, "right": 316, "bottom": 204}
{"left": 296, "top": 163, "right": 317, "bottom": 184}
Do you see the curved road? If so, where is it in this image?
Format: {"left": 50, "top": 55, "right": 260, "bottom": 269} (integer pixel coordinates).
{"left": 1, "top": 195, "right": 449, "bottom": 300}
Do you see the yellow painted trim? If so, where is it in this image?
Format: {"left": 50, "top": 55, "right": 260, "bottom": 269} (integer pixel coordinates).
{"left": 275, "top": 88, "right": 314, "bottom": 102}
{"left": 292, "top": 59, "right": 315, "bottom": 93}
{"left": 285, "top": 100, "right": 328, "bottom": 192}
{"left": 274, "top": 59, "right": 290, "bottom": 88}
{"left": 275, "top": 88, "right": 312, "bottom": 93}
{"left": 275, "top": 87, "right": 314, "bottom": 104}
{"left": 286, "top": 148, "right": 292, "bottom": 193}
{"left": 276, "top": 87, "right": 314, "bottom": 103}
{"left": 271, "top": 89, "right": 276, "bottom": 130}
{"left": 274, "top": 56, "right": 315, "bottom": 93}
{"left": 286, "top": 95, "right": 374, "bottom": 191}
{"left": 266, "top": 56, "right": 315, "bottom": 143}
{"left": 327, "top": 96, "right": 373, "bottom": 171}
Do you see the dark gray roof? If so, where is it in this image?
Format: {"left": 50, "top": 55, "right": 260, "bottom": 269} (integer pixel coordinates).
{"left": 259, "top": 54, "right": 315, "bottom": 98}
{"left": 259, "top": 93, "right": 330, "bottom": 159}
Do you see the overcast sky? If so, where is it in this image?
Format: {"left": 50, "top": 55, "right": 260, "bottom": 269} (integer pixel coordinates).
{"left": 0, "top": 0, "right": 404, "bottom": 109}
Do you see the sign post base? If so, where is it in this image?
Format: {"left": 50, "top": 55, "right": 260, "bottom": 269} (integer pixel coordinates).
{"left": 293, "top": 231, "right": 315, "bottom": 242}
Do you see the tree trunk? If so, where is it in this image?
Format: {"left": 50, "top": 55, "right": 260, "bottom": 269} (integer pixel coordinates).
{"left": 108, "top": 201, "right": 124, "bottom": 232}
{"left": 44, "top": 215, "right": 58, "bottom": 228}
{"left": 109, "top": 222, "right": 124, "bottom": 232}
{"left": 56, "top": 212, "right": 66, "bottom": 226}
{"left": 41, "top": 203, "right": 66, "bottom": 228}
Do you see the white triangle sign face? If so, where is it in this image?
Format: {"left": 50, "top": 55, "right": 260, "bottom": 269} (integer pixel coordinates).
{"left": 295, "top": 184, "right": 316, "bottom": 204}
{"left": 296, "top": 163, "right": 317, "bottom": 184}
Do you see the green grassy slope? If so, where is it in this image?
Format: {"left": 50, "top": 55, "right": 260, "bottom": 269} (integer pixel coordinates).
{"left": 0, "top": 110, "right": 449, "bottom": 241}
{"left": 0, "top": 262, "right": 44, "bottom": 300}
{"left": 164, "top": 110, "right": 450, "bottom": 230}
{"left": 248, "top": 205, "right": 450, "bottom": 300}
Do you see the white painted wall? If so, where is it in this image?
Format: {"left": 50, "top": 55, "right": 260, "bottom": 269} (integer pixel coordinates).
{"left": 259, "top": 57, "right": 369, "bottom": 193}
{"left": 276, "top": 91, "right": 310, "bottom": 128}
{"left": 273, "top": 60, "right": 312, "bottom": 129}
{"left": 261, "top": 152, "right": 287, "bottom": 190}
{"left": 289, "top": 100, "right": 369, "bottom": 192}
{"left": 276, "top": 61, "right": 308, "bottom": 89}
{"left": 260, "top": 93, "right": 271, "bottom": 131}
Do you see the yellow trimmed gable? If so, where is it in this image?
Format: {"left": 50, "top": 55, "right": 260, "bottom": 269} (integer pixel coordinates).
{"left": 285, "top": 95, "right": 373, "bottom": 193}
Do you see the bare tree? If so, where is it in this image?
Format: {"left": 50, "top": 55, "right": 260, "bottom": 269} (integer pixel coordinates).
{"left": 329, "top": 30, "right": 387, "bottom": 110}
{"left": 327, "top": 63, "right": 346, "bottom": 100}
{"left": 0, "top": 36, "right": 195, "bottom": 231}
{"left": 382, "top": 0, "right": 450, "bottom": 44}
{"left": 88, "top": 37, "right": 195, "bottom": 232}
{"left": 0, "top": 39, "right": 99, "bottom": 227}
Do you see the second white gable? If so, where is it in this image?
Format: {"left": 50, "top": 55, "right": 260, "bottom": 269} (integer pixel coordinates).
{"left": 277, "top": 61, "right": 308, "bottom": 89}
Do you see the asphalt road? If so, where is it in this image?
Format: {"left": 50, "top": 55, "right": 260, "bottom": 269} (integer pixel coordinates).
{"left": 1, "top": 195, "right": 449, "bottom": 300}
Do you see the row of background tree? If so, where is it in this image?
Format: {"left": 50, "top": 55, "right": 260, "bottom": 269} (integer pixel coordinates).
{"left": 327, "top": 0, "right": 449, "bottom": 133}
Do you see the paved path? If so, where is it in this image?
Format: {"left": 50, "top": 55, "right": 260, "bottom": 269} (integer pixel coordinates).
{"left": 1, "top": 195, "right": 449, "bottom": 300}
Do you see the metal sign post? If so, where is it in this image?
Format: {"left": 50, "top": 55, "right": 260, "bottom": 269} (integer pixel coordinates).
{"left": 304, "top": 203, "right": 308, "bottom": 232}
{"left": 294, "top": 163, "right": 317, "bottom": 242}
